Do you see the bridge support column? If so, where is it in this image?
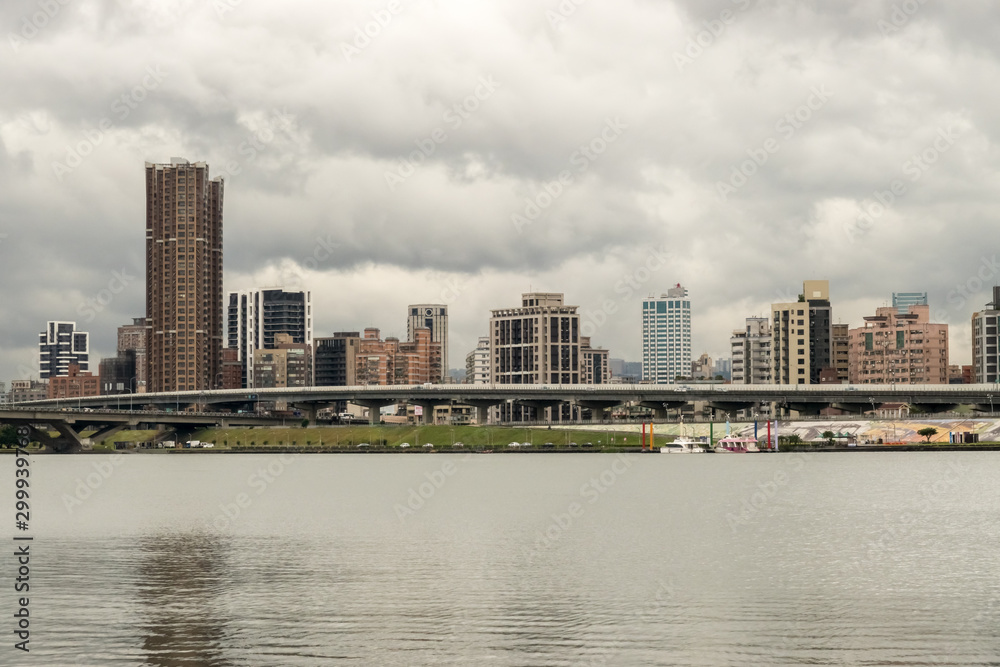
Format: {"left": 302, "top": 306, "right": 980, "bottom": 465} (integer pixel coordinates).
{"left": 639, "top": 401, "right": 687, "bottom": 420}
{"left": 578, "top": 400, "right": 621, "bottom": 423}
{"left": 355, "top": 400, "right": 397, "bottom": 425}
{"left": 464, "top": 400, "right": 503, "bottom": 425}
{"left": 410, "top": 401, "right": 439, "bottom": 425}
{"left": 515, "top": 400, "right": 564, "bottom": 424}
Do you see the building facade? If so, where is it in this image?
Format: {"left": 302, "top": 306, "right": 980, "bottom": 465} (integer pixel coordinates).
{"left": 642, "top": 284, "right": 691, "bottom": 384}
{"left": 731, "top": 316, "right": 771, "bottom": 384}
{"left": 771, "top": 280, "right": 833, "bottom": 385}
{"left": 227, "top": 288, "right": 313, "bottom": 388}
{"left": 117, "top": 317, "right": 148, "bottom": 390}
{"left": 48, "top": 364, "right": 100, "bottom": 399}
{"left": 691, "top": 353, "right": 713, "bottom": 380}
{"left": 407, "top": 304, "right": 448, "bottom": 382}
{"left": 490, "top": 293, "right": 583, "bottom": 385}
{"left": 848, "top": 304, "right": 949, "bottom": 384}
{"left": 145, "top": 158, "right": 224, "bottom": 393}
{"left": 99, "top": 350, "right": 137, "bottom": 396}
{"left": 219, "top": 348, "right": 243, "bottom": 390}
{"left": 252, "top": 333, "right": 312, "bottom": 389}
{"left": 581, "top": 337, "right": 610, "bottom": 384}
{"left": 9, "top": 380, "right": 48, "bottom": 404}
{"left": 832, "top": 323, "right": 850, "bottom": 383}
{"left": 355, "top": 328, "right": 442, "bottom": 385}
{"left": 39, "top": 321, "right": 89, "bottom": 379}
{"left": 972, "top": 286, "right": 1000, "bottom": 383}
{"left": 892, "top": 292, "right": 928, "bottom": 314}
{"left": 465, "top": 336, "right": 490, "bottom": 384}
{"left": 314, "top": 332, "right": 361, "bottom": 386}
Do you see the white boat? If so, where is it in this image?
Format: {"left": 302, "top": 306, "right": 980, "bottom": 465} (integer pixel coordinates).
{"left": 660, "top": 436, "right": 706, "bottom": 454}
{"left": 713, "top": 436, "right": 762, "bottom": 453}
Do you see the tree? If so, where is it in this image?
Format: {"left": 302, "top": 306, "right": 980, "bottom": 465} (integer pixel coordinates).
{"left": 0, "top": 425, "right": 17, "bottom": 448}
{"left": 821, "top": 430, "right": 835, "bottom": 446}
{"left": 918, "top": 427, "right": 938, "bottom": 442}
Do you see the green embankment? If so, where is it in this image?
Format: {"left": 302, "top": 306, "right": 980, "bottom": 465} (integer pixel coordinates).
{"left": 97, "top": 425, "right": 668, "bottom": 451}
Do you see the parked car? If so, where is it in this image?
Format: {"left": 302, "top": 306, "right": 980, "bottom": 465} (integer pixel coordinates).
{"left": 357, "top": 443, "right": 370, "bottom": 449}
{"left": 399, "top": 442, "right": 411, "bottom": 448}
{"left": 422, "top": 443, "right": 434, "bottom": 448}
{"left": 452, "top": 442, "right": 465, "bottom": 448}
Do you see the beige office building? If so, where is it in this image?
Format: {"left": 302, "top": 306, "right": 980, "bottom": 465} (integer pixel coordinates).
{"left": 490, "top": 292, "right": 583, "bottom": 385}
{"left": 145, "top": 159, "right": 224, "bottom": 392}
{"left": 771, "top": 280, "right": 833, "bottom": 385}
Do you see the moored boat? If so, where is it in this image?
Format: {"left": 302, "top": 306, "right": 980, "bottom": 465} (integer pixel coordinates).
{"left": 713, "top": 436, "right": 762, "bottom": 453}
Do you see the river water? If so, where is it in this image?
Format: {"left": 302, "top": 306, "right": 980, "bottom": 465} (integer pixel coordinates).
{"left": 2, "top": 451, "right": 998, "bottom": 665}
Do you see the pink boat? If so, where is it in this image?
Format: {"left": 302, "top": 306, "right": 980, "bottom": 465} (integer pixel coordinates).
{"left": 713, "top": 436, "right": 762, "bottom": 453}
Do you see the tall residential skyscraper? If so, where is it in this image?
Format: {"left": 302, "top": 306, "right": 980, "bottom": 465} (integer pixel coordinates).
{"left": 771, "top": 280, "right": 832, "bottom": 385}
{"left": 642, "top": 284, "right": 691, "bottom": 384}
{"left": 145, "top": 158, "right": 224, "bottom": 393}
{"left": 39, "top": 321, "right": 89, "bottom": 379}
{"left": 227, "top": 288, "right": 313, "bottom": 388}
{"left": 892, "top": 291, "right": 928, "bottom": 314}
{"left": 971, "top": 286, "right": 1000, "bottom": 383}
{"left": 407, "top": 304, "right": 448, "bottom": 382}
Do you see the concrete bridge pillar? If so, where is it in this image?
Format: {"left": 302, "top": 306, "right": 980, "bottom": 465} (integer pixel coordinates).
{"left": 354, "top": 400, "right": 397, "bottom": 424}
{"left": 463, "top": 400, "right": 501, "bottom": 425}
{"left": 410, "top": 401, "right": 438, "bottom": 425}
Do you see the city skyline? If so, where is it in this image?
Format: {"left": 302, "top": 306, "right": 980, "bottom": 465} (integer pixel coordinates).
{"left": 1, "top": 2, "right": 999, "bottom": 383}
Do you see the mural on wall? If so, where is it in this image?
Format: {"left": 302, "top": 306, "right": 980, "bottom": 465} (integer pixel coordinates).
{"left": 574, "top": 419, "right": 1000, "bottom": 443}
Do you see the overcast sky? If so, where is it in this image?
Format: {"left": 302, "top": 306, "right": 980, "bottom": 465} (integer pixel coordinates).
{"left": 1, "top": 0, "right": 998, "bottom": 382}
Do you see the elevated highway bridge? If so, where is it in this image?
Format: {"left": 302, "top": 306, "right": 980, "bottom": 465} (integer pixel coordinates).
{"left": 0, "top": 408, "right": 285, "bottom": 453}
{"left": 19, "top": 383, "right": 1000, "bottom": 428}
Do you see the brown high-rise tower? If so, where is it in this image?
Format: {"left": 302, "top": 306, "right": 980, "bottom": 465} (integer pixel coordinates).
{"left": 145, "top": 158, "right": 224, "bottom": 393}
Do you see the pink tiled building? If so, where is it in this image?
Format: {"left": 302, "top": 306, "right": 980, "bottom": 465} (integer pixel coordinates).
{"left": 847, "top": 305, "right": 949, "bottom": 384}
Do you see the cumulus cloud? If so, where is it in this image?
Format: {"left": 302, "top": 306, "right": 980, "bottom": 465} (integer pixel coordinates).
{"left": 0, "top": 0, "right": 998, "bottom": 381}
